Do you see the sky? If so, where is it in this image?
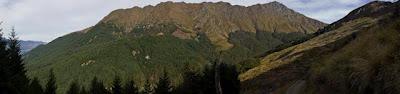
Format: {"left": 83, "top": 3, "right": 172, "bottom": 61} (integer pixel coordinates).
{"left": 0, "top": 0, "right": 391, "bottom": 42}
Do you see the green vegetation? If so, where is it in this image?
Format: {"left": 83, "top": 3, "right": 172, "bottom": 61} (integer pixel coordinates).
{"left": 154, "top": 71, "right": 172, "bottom": 94}
{"left": 44, "top": 70, "right": 57, "bottom": 94}
{"left": 29, "top": 78, "right": 44, "bottom": 94}
{"left": 66, "top": 81, "right": 80, "bottom": 94}
{"left": 25, "top": 22, "right": 216, "bottom": 93}
{"left": 25, "top": 21, "right": 308, "bottom": 93}
{"left": 225, "top": 31, "right": 309, "bottom": 73}
{"left": 111, "top": 76, "right": 123, "bottom": 94}
{"left": 123, "top": 80, "right": 139, "bottom": 94}
{"left": 0, "top": 28, "right": 31, "bottom": 94}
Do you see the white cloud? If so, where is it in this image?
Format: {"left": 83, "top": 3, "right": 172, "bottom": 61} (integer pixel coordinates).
{"left": 0, "top": 0, "right": 377, "bottom": 42}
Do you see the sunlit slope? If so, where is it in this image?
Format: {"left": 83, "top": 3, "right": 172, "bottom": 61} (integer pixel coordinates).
{"left": 240, "top": 1, "right": 400, "bottom": 94}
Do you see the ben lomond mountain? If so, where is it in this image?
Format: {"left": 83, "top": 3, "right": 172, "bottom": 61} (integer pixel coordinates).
{"left": 100, "top": 1, "right": 325, "bottom": 50}
{"left": 24, "top": 1, "right": 325, "bottom": 93}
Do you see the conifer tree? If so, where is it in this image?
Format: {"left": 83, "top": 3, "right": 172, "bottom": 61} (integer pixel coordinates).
{"left": 79, "top": 86, "right": 88, "bottom": 94}
{"left": 112, "top": 76, "right": 122, "bottom": 94}
{"left": 28, "top": 77, "right": 44, "bottom": 94}
{"left": 154, "top": 71, "right": 172, "bottom": 94}
{"left": 44, "top": 70, "right": 57, "bottom": 94}
{"left": 123, "top": 80, "right": 138, "bottom": 94}
{"left": 219, "top": 63, "right": 240, "bottom": 94}
{"left": 0, "top": 28, "right": 30, "bottom": 94}
{"left": 142, "top": 79, "right": 153, "bottom": 94}
{"left": 89, "top": 77, "right": 109, "bottom": 94}
{"left": 202, "top": 63, "right": 217, "bottom": 94}
{"left": 0, "top": 24, "right": 12, "bottom": 94}
{"left": 66, "top": 81, "right": 80, "bottom": 94}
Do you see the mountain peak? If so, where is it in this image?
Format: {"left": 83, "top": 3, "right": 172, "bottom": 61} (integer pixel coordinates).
{"left": 267, "top": 1, "right": 286, "bottom": 8}
{"left": 99, "top": 1, "right": 325, "bottom": 50}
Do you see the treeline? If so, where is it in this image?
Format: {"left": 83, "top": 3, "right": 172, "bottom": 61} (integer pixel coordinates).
{"left": 62, "top": 62, "right": 240, "bottom": 94}
{"left": 0, "top": 27, "right": 240, "bottom": 94}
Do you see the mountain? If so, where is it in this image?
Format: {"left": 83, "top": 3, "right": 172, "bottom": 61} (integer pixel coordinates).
{"left": 20, "top": 40, "right": 45, "bottom": 53}
{"left": 2, "top": 38, "right": 45, "bottom": 53}
{"left": 23, "top": 1, "right": 325, "bottom": 93}
{"left": 240, "top": 1, "right": 400, "bottom": 94}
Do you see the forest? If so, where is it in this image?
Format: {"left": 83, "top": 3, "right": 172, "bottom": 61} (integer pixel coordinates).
{"left": 0, "top": 28, "right": 240, "bottom": 94}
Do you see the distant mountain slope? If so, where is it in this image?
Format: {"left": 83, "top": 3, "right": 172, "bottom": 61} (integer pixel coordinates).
{"left": 20, "top": 40, "right": 45, "bottom": 53}
{"left": 241, "top": 1, "right": 400, "bottom": 94}
{"left": 23, "top": 1, "right": 325, "bottom": 93}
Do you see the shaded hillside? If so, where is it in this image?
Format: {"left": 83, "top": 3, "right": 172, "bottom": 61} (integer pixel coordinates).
{"left": 241, "top": 1, "right": 400, "bottom": 94}
{"left": 315, "top": 1, "right": 394, "bottom": 35}
{"left": 24, "top": 1, "right": 325, "bottom": 93}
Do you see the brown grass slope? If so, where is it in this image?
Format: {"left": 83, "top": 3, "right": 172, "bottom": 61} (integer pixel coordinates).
{"left": 240, "top": 1, "right": 400, "bottom": 94}
{"left": 99, "top": 1, "right": 325, "bottom": 50}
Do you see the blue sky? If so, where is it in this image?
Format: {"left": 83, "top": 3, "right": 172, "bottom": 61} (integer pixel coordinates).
{"left": 0, "top": 0, "right": 389, "bottom": 42}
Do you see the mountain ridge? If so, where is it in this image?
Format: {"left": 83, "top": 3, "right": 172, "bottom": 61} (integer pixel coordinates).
{"left": 98, "top": 1, "right": 325, "bottom": 50}
{"left": 24, "top": 1, "right": 326, "bottom": 93}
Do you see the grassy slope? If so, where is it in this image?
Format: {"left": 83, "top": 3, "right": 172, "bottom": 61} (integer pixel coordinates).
{"left": 240, "top": 3, "right": 400, "bottom": 93}
{"left": 306, "top": 15, "right": 400, "bottom": 94}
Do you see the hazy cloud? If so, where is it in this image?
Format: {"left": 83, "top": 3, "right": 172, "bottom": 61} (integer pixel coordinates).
{"left": 0, "top": 0, "right": 387, "bottom": 42}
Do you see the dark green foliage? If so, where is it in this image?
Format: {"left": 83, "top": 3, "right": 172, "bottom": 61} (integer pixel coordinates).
{"left": 123, "top": 80, "right": 138, "bottom": 94}
{"left": 142, "top": 79, "right": 153, "bottom": 94}
{"left": 25, "top": 22, "right": 215, "bottom": 93}
{"left": 176, "top": 61, "right": 240, "bottom": 94}
{"left": 44, "top": 70, "right": 57, "bottom": 94}
{"left": 0, "top": 28, "right": 30, "bottom": 94}
{"left": 89, "top": 77, "right": 109, "bottom": 94}
{"left": 29, "top": 77, "right": 44, "bottom": 94}
{"left": 219, "top": 63, "right": 240, "bottom": 94}
{"left": 79, "top": 86, "right": 88, "bottom": 94}
{"left": 66, "top": 81, "right": 80, "bottom": 94}
{"left": 112, "top": 76, "right": 122, "bottom": 94}
{"left": 154, "top": 71, "right": 172, "bottom": 94}
{"left": 174, "top": 71, "right": 203, "bottom": 94}
{"left": 0, "top": 27, "right": 12, "bottom": 94}
{"left": 9, "top": 29, "right": 30, "bottom": 94}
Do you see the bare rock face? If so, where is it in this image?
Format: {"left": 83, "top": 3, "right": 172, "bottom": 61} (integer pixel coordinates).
{"left": 99, "top": 1, "right": 326, "bottom": 50}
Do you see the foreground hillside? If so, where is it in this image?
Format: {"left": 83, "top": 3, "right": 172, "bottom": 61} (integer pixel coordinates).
{"left": 241, "top": 1, "right": 400, "bottom": 94}
{"left": 24, "top": 1, "right": 325, "bottom": 93}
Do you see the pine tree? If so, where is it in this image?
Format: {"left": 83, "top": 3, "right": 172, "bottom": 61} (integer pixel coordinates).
{"left": 28, "top": 77, "right": 44, "bottom": 94}
{"left": 154, "top": 71, "right": 172, "bottom": 94}
{"left": 202, "top": 63, "right": 217, "bottom": 94}
{"left": 0, "top": 24, "right": 12, "bottom": 94}
{"left": 176, "top": 71, "right": 202, "bottom": 94}
{"left": 79, "top": 86, "right": 88, "bottom": 94}
{"left": 66, "top": 81, "right": 80, "bottom": 94}
{"left": 142, "top": 79, "right": 153, "bottom": 94}
{"left": 44, "top": 70, "right": 57, "bottom": 94}
{"left": 0, "top": 28, "right": 30, "bottom": 94}
{"left": 219, "top": 63, "right": 240, "bottom": 94}
{"left": 123, "top": 80, "right": 138, "bottom": 94}
{"left": 111, "top": 76, "right": 122, "bottom": 94}
{"left": 89, "top": 77, "right": 109, "bottom": 94}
